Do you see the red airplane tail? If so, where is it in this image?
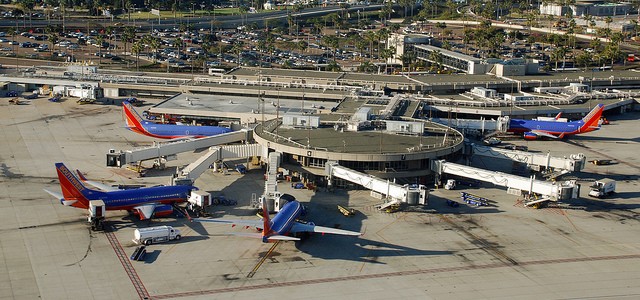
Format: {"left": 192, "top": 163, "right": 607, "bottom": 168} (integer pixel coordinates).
{"left": 261, "top": 197, "right": 272, "bottom": 243}
{"left": 579, "top": 104, "right": 604, "bottom": 133}
{"left": 122, "top": 101, "right": 147, "bottom": 135}
{"left": 554, "top": 112, "right": 563, "bottom": 120}
{"left": 54, "top": 163, "right": 90, "bottom": 209}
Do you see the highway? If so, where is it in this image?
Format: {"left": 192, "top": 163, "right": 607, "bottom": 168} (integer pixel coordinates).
{"left": 0, "top": 5, "right": 384, "bottom": 31}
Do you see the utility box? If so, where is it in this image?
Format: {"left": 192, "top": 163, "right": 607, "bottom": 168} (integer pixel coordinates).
{"left": 88, "top": 200, "right": 105, "bottom": 231}
{"left": 188, "top": 191, "right": 211, "bottom": 209}
{"left": 445, "top": 179, "right": 456, "bottom": 190}
{"left": 187, "top": 190, "right": 211, "bottom": 217}
{"left": 133, "top": 226, "right": 181, "bottom": 245}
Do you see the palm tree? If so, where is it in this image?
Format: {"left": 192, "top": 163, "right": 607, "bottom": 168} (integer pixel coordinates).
{"left": 428, "top": 50, "right": 443, "bottom": 72}
{"left": 106, "top": 26, "right": 115, "bottom": 54}
{"left": 463, "top": 28, "right": 474, "bottom": 55}
{"left": 48, "top": 32, "right": 58, "bottom": 58}
{"left": 327, "top": 60, "right": 341, "bottom": 72}
{"left": 312, "top": 17, "right": 324, "bottom": 35}
{"left": 322, "top": 35, "right": 340, "bottom": 64}
{"left": 576, "top": 51, "right": 592, "bottom": 71}
{"left": 379, "top": 46, "right": 395, "bottom": 74}
{"left": 122, "top": 26, "right": 136, "bottom": 57}
{"left": 364, "top": 30, "right": 377, "bottom": 62}
{"left": 355, "top": 38, "right": 367, "bottom": 61}
{"left": 132, "top": 40, "right": 143, "bottom": 71}
{"left": 17, "top": 0, "right": 35, "bottom": 28}
{"left": 174, "top": 37, "right": 184, "bottom": 56}
{"left": 96, "top": 34, "right": 104, "bottom": 66}
{"left": 239, "top": 6, "right": 249, "bottom": 27}
{"left": 402, "top": 50, "right": 416, "bottom": 72}
{"left": 231, "top": 41, "right": 244, "bottom": 67}
{"left": 358, "top": 61, "right": 375, "bottom": 73}
{"left": 605, "top": 16, "right": 613, "bottom": 31}
{"left": 297, "top": 40, "right": 308, "bottom": 53}
{"left": 552, "top": 46, "right": 567, "bottom": 70}
{"left": 194, "top": 55, "right": 207, "bottom": 74}
{"left": 149, "top": 36, "right": 160, "bottom": 63}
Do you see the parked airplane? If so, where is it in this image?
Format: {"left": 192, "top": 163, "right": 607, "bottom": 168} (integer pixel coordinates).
{"left": 44, "top": 163, "right": 194, "bottom": 220}
{"left": 122, "top": 101, "right": 232, "bottom": 139}
{"left": 194, "top": 198, "right": 362, "bottom": 242}
{"left": 508, "top": 104, "right": 604, "bottom": 140}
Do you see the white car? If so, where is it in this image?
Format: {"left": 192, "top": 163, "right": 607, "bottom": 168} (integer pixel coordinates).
{"left": 483, "top": 137, "right": 502, "bottom": 146}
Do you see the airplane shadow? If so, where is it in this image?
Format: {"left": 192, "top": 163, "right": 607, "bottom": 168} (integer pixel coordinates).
{"left": 182, "top": 219, "right": 213, "bottom": 236}
{"left": 570, "top": 135, "right": 640, "bottom": 143}
{"left": 428, "top": 194, "right": 504, "bottom": 214}
{"left": 560, "top": 196, "right": 640, "bottom": 212}
{"left": 294, "top": 236, "right": 453, "bottom": 263}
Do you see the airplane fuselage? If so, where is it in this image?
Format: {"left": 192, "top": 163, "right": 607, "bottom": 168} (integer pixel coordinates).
{"left": 138, "top": 120, "right": 232, "bottom": 139}
{"left": 270, "top": 201, "right": 304, "bottom": 236}
{"left": 81, "top": 185, "right": 192, "bottom": 211}
{"left": 508, "top": 119, "right": 585, "bottom": 136}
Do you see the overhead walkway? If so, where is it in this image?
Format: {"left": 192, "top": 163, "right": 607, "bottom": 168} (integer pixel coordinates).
{"left": 174, "top": 143, "right": 264, "bottom": 185}
{"left": 106, "top": 130, "right": 250, "bottom": 167}
{"left": 325, "top": 162, "right": 428, "bottom": 210}
{"left": 471, "top": 145, "right": 586, "bottom": 174}
{"left": 429, "top": 117, "right": 510, "bottom": 136}
{"left": 430, "top": 160, "right": 579, "bottom": 204}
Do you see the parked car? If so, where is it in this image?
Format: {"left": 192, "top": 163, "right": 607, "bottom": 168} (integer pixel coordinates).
{"left": 483, "top": 137, "right": 502, "bottom": 146}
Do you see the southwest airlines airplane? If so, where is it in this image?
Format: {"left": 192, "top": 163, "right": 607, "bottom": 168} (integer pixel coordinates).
{"left": 195, "top": 198, "right": 362, "bottom": 242}
{"left": 508, "top": 104, "right": 604, "bottom": 140}
{"left": 44, "top": 163, "right": 194, "bottom": 220}
{"left": 122, "top": 101, "right": 232, "bottom": 139}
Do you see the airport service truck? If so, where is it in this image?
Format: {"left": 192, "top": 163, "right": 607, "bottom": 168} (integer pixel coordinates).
{"left": 134, "top": 226, "right": 181, "bottom": 245}
{"left": 588, "top": 179, "right": 616, "bottom": 198}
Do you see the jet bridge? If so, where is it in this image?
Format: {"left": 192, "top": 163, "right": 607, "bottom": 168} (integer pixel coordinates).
{"left": 172, "top": 143, "right": 264, "bottom": 185}
{"left": 429, "top": 117, "right": 510, "bottom": 136}
{"left": 431, "top": 160, "right": 579, "bottom": 204}
{"left": 325, "top": 162, "right": 428, "bottom": 209}
{"left": 106, "top": 130, "right": 250, "bottom": 168}
{"left": 471, "top": 145, "right": 586, "bottom": 174}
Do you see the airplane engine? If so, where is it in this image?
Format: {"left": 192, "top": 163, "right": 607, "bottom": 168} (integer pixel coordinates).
{"left": 523, "top": 132, "right": 538, "bottom": 140}
{"left": 151, "top": 204, "right": 174, "bottom": 218}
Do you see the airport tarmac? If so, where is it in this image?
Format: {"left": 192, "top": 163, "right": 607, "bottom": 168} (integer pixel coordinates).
{"left": 1, "top": 97, "right": 639, "bottom": 300}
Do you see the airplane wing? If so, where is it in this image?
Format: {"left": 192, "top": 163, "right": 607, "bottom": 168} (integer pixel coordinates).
{"left": 133, "top": 204, "right": 157, "bottom": 220}
{"left": 193, "top": 218, "right": 263, "bottom": 229}
{"left": 529, "top": 130, "right": 559, "bottom": 139}
{"left": 290, "top": 222, "right": 362, "bottom": 236}
{"left": 82, "top": 180, "right": 120, "bottom": 192}
{"left": 44, "top": 189, "right": 63, "bottom": 201}
{"left": 165, "top": 136, "right": 197, "bottom": 143}
{"left": 225, "top": 232, "right": 300, "bottom": 241}
{"left": 76, "top": 170, "right": 119, "bottom": 192}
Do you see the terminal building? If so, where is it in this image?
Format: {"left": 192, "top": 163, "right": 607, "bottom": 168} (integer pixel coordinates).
{"left": 146, "top": 93, "right": 465, "bottom": 187}
{"left": 387, "top": 34, "right": 541, "bottom": 76}
{"left": 540, "top": 1, "right": 632, "bottom": 17}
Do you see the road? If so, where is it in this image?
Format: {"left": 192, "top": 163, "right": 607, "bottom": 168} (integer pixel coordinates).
{"left": 0, "top": 5, "right": 384, "bottom": 31}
